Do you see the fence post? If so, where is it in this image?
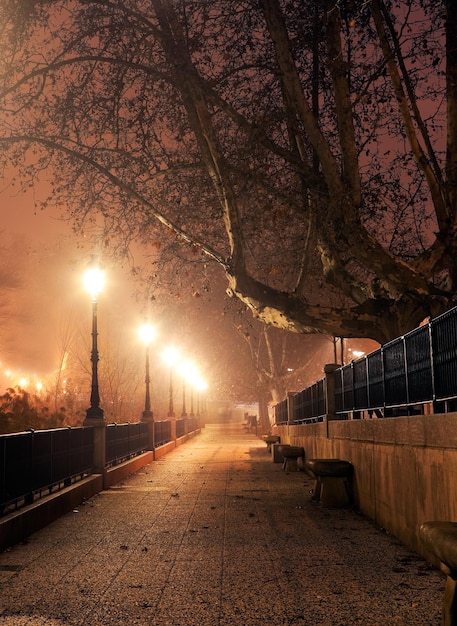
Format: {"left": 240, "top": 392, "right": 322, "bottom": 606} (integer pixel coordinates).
{"left": 142, "top": 413, "right": 156, "bottom": 460}
{"left": 324, "top": 363, "right": 340, "bottom": 435}
{"left": 287, "top": 391, "right": 296, "bottom": 436}
{"left": 83, "top": 415, "right": 107, "bottom": 483}
{"left": 170, "top": 417, "right": 177, "bottom": 445}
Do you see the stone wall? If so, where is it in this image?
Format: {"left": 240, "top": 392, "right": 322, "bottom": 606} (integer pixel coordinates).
{"left": 276, "top": 413, "right": 457, "bottom": 564}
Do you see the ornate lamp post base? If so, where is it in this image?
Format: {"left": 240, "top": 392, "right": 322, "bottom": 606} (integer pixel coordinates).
{"left": 84, "top": 406, "right": 105, "bottom": 422}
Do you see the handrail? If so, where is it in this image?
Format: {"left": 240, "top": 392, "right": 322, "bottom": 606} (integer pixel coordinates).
{"left": 0, "top": 426, "right": 94, "bottom": 515}
{"left": 274, "top": 305, "right": 457, "bottom": 423}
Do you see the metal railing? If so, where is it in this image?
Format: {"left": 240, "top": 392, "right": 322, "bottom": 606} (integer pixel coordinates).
{"left": 0, "top": 426, "right": 94, "bottom": 515}
{"left": 153, "top": 419, "right": 172, "bottom": 447}
{"left": 176, "top": 417, "right": 185, "bottom": 439}
{"left": 0, "top": 414, "right": 202, "bottom": 516}
{"left": 293, "top": 379, "right": 326, "bottom": 423}
{"left": 335, "top": 306, "right": 457, "bottom": 415}
{"left": 106, "top": 422, "right": 150, "bottom": 467}
{"left": 274, "top": 305, "right": 457, "bottom": 423}
{"left": 274, "top": 379, "right": 326, "bottom": 425}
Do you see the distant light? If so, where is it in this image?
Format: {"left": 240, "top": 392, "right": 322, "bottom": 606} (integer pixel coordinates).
{"left": 287, "top": 368, "right": 294, "bottom": 372}
{"left": 19, "top": 377, "right": 27, "bottom": 388}
{"left": 179, "top": 360, "right": 194, "bottom": 378}
{"left": 36, "top": 382, "right": 43, "bottom": 392}
{"left": 351, "top": 350, "right": 365, "bottom": 358}
{"left": 162, "top": 346, "right": 179, "bottom": 367}
{"left": 196, "top": 378, "right": 208, "bottom": 392}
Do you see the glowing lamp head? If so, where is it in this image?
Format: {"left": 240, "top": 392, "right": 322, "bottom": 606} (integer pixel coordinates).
{"left": 84, "top": 266, "right": 105, "bottom": 301}
{"left": 139, "top": 323, "right": 156, "bottom": 346}
{"left": 162, "top": 346, "right": 179, "bottom": 368}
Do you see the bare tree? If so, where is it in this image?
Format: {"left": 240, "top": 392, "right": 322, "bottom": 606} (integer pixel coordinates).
{"left": 0, "top": 0, "right": 455, "bottom": 344}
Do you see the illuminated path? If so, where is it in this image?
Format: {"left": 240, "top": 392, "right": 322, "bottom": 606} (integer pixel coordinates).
{"left": 0, "top": 423, "right": 443, "bottom": 625}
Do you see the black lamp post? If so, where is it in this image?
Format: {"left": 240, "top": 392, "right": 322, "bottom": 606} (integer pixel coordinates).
{"left": 162, "top": 347, "right": 178, "bottom": 418}
{"left": 139, "top": 324, "right": 155, "bottom": 420}
{"left": 189, "top": 384, "right": 194, "bottom": 418}
{"left": 179, "top": 361, "right": 193, "bottom": 418}
{"left": 84, "top": 263, "right": 105, "bottom": 421}
{"left": 181, "top": 376, "right": 187, "bottom": 417}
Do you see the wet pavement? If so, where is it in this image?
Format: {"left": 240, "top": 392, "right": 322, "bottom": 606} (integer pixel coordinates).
{"left": 0, "top": 423, "right": 444, "bottom": 625}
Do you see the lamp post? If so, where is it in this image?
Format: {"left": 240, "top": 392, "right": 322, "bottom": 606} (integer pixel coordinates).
{"left": 139, "top": 323, "right": 155, "bottom": 421}
{"left": 179, "top": 361, "right": 194, "bottom": 418}
{"left": 187, "top": 366, "right": 201, "bottom": 418}
{"left": 189, "top": 383, "right": 194, "bottom": 418}
{"left": 195, "top": 377, "right": 208, "bottom": 417}
{"left": 162, "top": 347, "right": 179, "bottom": 417}
{"left": 84, "top": 262, "right": 105, "bottom": 421}
{"left": 181, "top": 372, "right": 187, "bottom": 418}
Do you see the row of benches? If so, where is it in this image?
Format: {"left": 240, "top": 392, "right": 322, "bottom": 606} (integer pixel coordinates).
{"left": 263, "top": 435, "right": 353, "bottom": 508}
{"left": 262, "top": 434, "right": 457, "bottom": 625}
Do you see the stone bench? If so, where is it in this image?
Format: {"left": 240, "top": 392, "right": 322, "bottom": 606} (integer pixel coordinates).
{"left": 263, "top": 434, "right": 280, "bottom": 453}
{"left": 271, "top": 443, "right": 290, "bottom": 463}
{"left": 281, "top": 446, "right": 305, "bottom": 472}
{"left": 420, "top": 521, "right": 457, "bottom": 625}
{"left": 305, "top": 458, "right": 353, "bottom": 507}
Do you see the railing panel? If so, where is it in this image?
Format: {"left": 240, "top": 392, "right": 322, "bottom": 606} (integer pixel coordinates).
{"left": 176, "top": 418, "right": 185, "bottom": 439}
{"left": 353, "top": 359, "right": 368, "bottom": 410}
{"left": 154, "top": 420, "right": 171, "bottom": 447}
{"left": 431, "top": 308, "right": 457, "bottom": 401}
{"left": 52, "top": 428, "right": 71, "bottom": 485}
{"left": 106, "top": 422, "right": 149, "bottom": 465}
{"left": 316, "top": 379, "right": 326, "bottom": 417}
{"left": 334, "top": 368, "right": 344, "bottom": 413}
{"left": 31, "top": 431, "right": 53, "bottom": 492}
{"left": 298, "top": 389, "right": 306, "bottom": 421}
{"left": 367, "top": 350, "right": 384, "bottom": 409}
{"left": 342, "top": 364, "right": 354, "bottom": 412}
{"left": 292, "top": 380, "right": 325, "bottom": 423}
{"left": 0, "top": 427, "right": 94, "bottom": 514}
{"left": 404, "top": 325, "right": 433, "bottom": 404}
{"left": 274, "top": 399, "right": 288, "bottom": 425}
{"left": 3, "top": 433, "right": 33, "bottom": 503}
{"left": 383, "top": 338, "right": 407, "bottom": 407}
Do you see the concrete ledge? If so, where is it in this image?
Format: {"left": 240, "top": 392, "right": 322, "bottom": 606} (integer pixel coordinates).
{"left": 105, "top": 451, "right": 153, "bottom": 488}
{"left": 154, "top": 440, "right": 176, "bottom": 460}
{"left": 0, "top": 474, "right": 103, "bottom": 552}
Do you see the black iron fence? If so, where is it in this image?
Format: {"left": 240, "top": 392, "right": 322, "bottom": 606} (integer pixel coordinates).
{"left": 293, "top": 379, "right": 326, "bottom": 424}
{"left": 176, "top": 417, "right": 185, "bottom": 439}
{"left": 154, "top": 419, "right": 172, "bottom": 447}
{"left": 275, "top": 305, "right": 457, "bottom": 424}
{"left": 106, "top": 422, "right": 150, "bottom": 468}
{"left": 275, "top": 380, "right": 326, "bottom": 425}
{"left": 0, "top": 415, "right": 203, "bottom": 516}
{"left": 0, "top": 426, "right": 94, "bottom": 515}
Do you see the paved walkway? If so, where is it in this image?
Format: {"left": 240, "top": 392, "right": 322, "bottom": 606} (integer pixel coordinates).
{"left": 0, "top": 423, "right": 444, "bottom": 625}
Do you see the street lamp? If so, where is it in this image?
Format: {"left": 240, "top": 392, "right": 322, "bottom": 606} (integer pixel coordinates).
{"left": 195, "top": 377, "right": 208, "bottom": 416}
{"left": 178, "top": 360, "right": 194, "bottom": 418}
{"left": 84, "top": 261, "right": 105, "bottom": 421}
{"left": 162, "top": 346, "right": 179, "bottom": 417}
{"left": 185, "top": 364, "right": 201, "bottom": 418}
{"left": 139, "top": 323, "right": 155, "bottom": 421}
